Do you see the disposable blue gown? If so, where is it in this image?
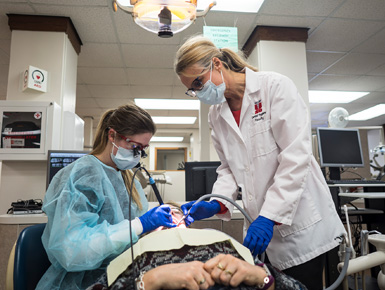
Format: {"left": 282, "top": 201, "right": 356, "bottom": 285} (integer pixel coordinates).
{"left": 36, "top": 155, "right": 148, "bottom": 290}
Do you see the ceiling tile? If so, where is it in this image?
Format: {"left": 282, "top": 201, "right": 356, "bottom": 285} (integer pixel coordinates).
{"left": 260, "top": 0, "right": 345, "bottom": 16}
{"left": 87, "top": 84, "right": 131, "bottom": 99}
{"left": 126, "top": 68, "right": 174, "bottom": 85}
{"left": 78, "top": 43, "right": 124, "bottom": 68}
{"left": 344, "top": 75, "right": 385, "bottom": 91}
{"left": 353, "top": 92, "right": 385, "bottom": 104}
{"left": 76, "top": 84, "right": 92, "bottom": 98}
{"left": 0, "top": 49, "right": 9, "bottom": 65}
{"left": 0, "top": 39, "right": 10, "bottom": 56}
{"left": 324, "top": 53, "right": 385, "bottom": 75}
{"left": 130, "top": 85, "right": 173, "bottom": 99}
{"left": 307, "top": 18, "right": 384, "bottom": 51}
{"left": 95, "top": 98, "right": 130, "bottom": 109}
{"left": 1, "top": 0, "right": 385, "bottom": 130}
{"left": 35, "top": 5, "right": 117, "bottom": 43}
{"left": 352, "top": 27, "right": 385, "bottom": 54}
{"left": 306, "top": 51, "right": 345, "bottom": 74}
{"left": 0, "top": 63, "right": 9, "bottom": 83}
{"left": 76, "top": 97, "right": 99, "bottom": 108}
{"left": 333, "top": 0, "right": 385, "bottom": 20}
{"left": 121, "top": 43, "right": 178, "bottom": 68}
{"left": 367, "top": 63, "right": 385, "bottom": 76}
{"left": 308, "top": 74, "right": 360, "bottom": 90}
{"left": 172, "top": 86, "right": 189, "bottom": 99}
{"left": 76, "top": 107, "right": 104, "bottom": 117}
{"left": 77, "top": 67, "right": 128, "bottom": 85}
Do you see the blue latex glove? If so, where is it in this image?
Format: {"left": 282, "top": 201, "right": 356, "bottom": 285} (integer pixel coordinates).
{"left": 139, "top": 205, "right": 176, "bottom": 234}
{"left": 181, "top": 200, "right": 221, "bottom": 226}
{"left": 243, "top": 216, "right": 275, "bottom": 256}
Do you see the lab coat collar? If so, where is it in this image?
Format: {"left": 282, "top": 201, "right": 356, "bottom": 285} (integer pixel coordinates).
{"left": 239, "top": 68, "right": 261, "bottom": 128}
{"left": 214, "top": 68, "right": 261, "bottom": 141}
{"left": 218, "top": 101, "right": 241, "bottom": 137}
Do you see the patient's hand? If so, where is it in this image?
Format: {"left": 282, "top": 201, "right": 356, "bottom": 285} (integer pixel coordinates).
{"left": 143, "top": 261, "right": 214, "bottom": 290}
{"left": 204, "top": 254, "right": 274, "bottom": 290}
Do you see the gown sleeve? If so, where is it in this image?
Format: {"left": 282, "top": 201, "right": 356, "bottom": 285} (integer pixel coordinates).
{"left": 42, "top": 158, "right": 141, "bottom": 272}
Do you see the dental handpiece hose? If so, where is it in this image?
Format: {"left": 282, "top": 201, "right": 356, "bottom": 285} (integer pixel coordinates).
{"left": 140, "top": 167, "right": 164, "bottom": 205}
{"left": 188, "top": 194, "right": 351, "bottom": 289}
{"left": 149, "top": 176, "right": 163, "bottom": 205}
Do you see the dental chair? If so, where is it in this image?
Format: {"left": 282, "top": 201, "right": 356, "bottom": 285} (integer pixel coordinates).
{"left": 6, "top": 223, "right": 51, "bottom": 290}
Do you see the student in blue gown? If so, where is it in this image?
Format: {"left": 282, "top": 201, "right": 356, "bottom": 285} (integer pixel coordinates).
{"left": 36, "top": 103, "right": 175, "bottom": 290}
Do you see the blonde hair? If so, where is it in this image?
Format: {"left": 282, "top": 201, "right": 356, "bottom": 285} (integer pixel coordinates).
{"left": 174, "top": 35, "right": 258, "bottom": 76}
{"left": 91, "top": 103, "right": 156, "bottom": 210}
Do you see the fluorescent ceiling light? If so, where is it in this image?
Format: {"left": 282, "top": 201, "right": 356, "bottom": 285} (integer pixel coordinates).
{"left": 197, "top": 0, "right": 264, "bottom": 13}
{"left": 309, "top": 91, "right": 369, "bottom": 103}
{"left": 349, "top": 104, "right": 385, "bottom": 121}
{"left": 135, "top": 99, "right": 200, "bottom": 110}
{"left": 152, "top": 137, "right": 184, "bottom": 142}
{"left": 152, "top": 116, "right": 197, "bottom": 124}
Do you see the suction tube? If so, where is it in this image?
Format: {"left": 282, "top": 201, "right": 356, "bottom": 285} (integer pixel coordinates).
{"left": 194, "top": 194, "right": 253, "bottom": 224}
{"left": 324, "top": 246, "right": 352, "bottom": 290}
{"left": 192, "top": 193, "right": 351, "bottom": 290}
{"left": 139, "top": 167, "right": 164, "bottom": 205}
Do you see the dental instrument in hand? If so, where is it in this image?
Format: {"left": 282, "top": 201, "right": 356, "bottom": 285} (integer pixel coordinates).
{"left": 175, "top": 208, "right": 191, "bottom": 226}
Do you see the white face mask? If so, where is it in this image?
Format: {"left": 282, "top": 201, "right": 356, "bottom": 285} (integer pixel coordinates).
{"left": 110, "top": 142, "right": 140, "bottom": 170}
{"left": 196, "top": 64, "right": 226, "bottom": 105}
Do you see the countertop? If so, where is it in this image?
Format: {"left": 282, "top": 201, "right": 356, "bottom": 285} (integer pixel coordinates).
{"left": 0, "top": 201, "right": 246, "bottom": 224}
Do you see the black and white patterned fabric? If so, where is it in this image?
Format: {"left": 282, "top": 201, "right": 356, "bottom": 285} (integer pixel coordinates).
{"left": 87, "top": 241, "right": 307, "bottom": 290}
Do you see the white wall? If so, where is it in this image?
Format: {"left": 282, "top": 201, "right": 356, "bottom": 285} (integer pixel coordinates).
{"left": 156, "top": 170, "right": 185, "bottom": 202}
{"left": 0, "top": 161, "right": 46, "bottom": 214}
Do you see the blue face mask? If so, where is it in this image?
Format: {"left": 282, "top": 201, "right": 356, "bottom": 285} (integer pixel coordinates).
{"left": 111, "top": 142, "right": 140, "bottom": 170}
{"left": 196, "top": 65, "right": 226, "bottom": 105}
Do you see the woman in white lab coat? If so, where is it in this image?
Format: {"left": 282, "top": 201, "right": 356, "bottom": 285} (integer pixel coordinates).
{"left": 174, "top": 35, "right": 346, "bottom": 290}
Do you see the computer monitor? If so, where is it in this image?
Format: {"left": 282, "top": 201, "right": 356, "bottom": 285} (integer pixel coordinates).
{"left": 46, "top": 150, "right": 90, "bottom": 189}
{"left": 316, "top": 127, "right": 364, "bottom": 180}
{"left": 185, "top": 161, "right": 221, "bottom": 201}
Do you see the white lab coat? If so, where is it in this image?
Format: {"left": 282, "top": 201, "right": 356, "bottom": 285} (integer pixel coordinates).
{"left": 209, "top": 68, "right": 346, "bottom": 270}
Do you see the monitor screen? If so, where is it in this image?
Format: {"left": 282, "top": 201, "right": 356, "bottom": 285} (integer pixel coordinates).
{"left": 185, "top": 161, "right": 221, "bottom": 201}
{"left": 46, "top": 150, "right": 90, "bottom": 189}
{"left": 316, "top": 127, "right": 364, "bottom": 169}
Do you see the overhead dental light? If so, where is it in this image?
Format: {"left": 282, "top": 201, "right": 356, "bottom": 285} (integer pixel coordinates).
{"left": 113, "top": 0, "right": 216, "bottom": 38}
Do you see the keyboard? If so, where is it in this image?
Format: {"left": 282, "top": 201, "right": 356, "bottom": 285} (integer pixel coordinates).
{"left": 326, "top": 179, "right": 385, "bottom": 185}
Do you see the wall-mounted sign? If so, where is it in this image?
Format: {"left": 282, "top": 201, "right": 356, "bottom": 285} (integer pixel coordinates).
{"left": 22, "top": 65, "right": 48, "bottom": 93}
{"left": 203, "top": 26, "right": 238, "bottom": 52}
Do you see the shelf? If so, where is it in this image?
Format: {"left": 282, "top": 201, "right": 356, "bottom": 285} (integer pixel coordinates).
{"left": 341, "top": 208, "right": 384, "bottom": 215}
{"left": 328, "top": 183, "right": 385, "bottom": 187}
{"left": 339, "top": 192, "right": 385, "bottom": 199}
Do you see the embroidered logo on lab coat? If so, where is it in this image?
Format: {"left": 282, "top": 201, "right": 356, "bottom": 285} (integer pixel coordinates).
{"left": 252, "top": 100, "right": 266, "bottom": 122}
